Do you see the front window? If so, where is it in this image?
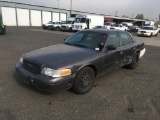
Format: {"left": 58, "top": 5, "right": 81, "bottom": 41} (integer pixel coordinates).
{"left": 107, "top": 33, "right": 120, "bottom": 47}
{"left": 113, "top": 24, "right": 120, "bottom": 27}
{"left": 74, "top": 18, "right": 86, "bottom": 23}
{"left": 64, "top": 31, "right": 108, "bottom": 50}
{"left": 64, "top": 21, "right": 73, "bottom": 24}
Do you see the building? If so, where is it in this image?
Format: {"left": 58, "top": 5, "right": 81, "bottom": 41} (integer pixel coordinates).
{"left": 0, "top": 1, "right": 145, "bottom": 27}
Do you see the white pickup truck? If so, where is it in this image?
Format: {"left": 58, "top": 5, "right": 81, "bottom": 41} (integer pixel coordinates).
{"left": 137, "top": 26, "right": 159, "bottom": 37}
{"left": 49, "top": 21, "right": 63, "bottom": 31}
{"left": 42, "top": 21, "right": 53, "bottom": 29}
{"left": 61, "top": 20, "right": 74, "bottom": 31}
{"left": 110, "top": 24, "right": 128, "bottom": 31}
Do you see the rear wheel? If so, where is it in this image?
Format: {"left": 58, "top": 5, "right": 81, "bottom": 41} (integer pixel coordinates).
{"left": 126, "top": 52, "right": 139, "bottom": 69}
{"left": 71, "top": 67, "right": 95, "bottom": 94}
{"left": 56, "top": 27, "right": 60, "bottom": 31}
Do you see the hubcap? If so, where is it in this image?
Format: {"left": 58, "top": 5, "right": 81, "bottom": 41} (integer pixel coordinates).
{"left": 80, "top": 72, "right": 92, "bottom": 89}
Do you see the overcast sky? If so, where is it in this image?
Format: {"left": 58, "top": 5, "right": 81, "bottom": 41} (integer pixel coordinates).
{"left": 5, "top": 0, "right": 160, "bottom": 20}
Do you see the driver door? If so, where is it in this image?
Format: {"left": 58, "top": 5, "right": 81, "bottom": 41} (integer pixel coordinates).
{"left": 102, "top": 32, "right": 123, "bottom": 72}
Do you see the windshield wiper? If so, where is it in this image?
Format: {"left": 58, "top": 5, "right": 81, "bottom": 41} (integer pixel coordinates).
{"left": 72, "top": 44, "right": 88, "bottom": 48}
{"left": 64, "top": 42, "right": 88, "bottom": 48}
{"left": 64, "top": 42, "right": 73, "bottom": 45}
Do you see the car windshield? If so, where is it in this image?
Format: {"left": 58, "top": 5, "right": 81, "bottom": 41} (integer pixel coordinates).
{"left": 113, "top": 24, "right": 120, "bottom": 27}
{"left": 74, "top": 18, "right": 86, "bottom": 23}
{"left": 64, "top": 21, "right": 73, "bottom": 24}
{"left": 104, "top": 23, "right": 111, "bottom": 25}
{"left": 48, "top": 21, "right": 52, "bottom": 24}
{"left": 64, "top": 31, "right": 108, "bottom": 50}
{"left": 142, "top": 27, "right": 154, "bottom": 30}
{"left": 55, "top": 22, "right": 61, "bottom": 24}
{"left": 94, "top": 26, "right": 102, "bottom": 28}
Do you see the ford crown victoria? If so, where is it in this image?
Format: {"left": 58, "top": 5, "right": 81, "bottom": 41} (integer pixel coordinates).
{"left": 137, "top": 26, "right": 159, "bottom": 37}
{"left": 16, "top": 30, "right": 145, "bottom": 94}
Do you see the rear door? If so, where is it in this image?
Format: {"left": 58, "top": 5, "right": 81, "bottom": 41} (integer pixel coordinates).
{"left": 118, "top": 31, "right": 135, "bottom": 66}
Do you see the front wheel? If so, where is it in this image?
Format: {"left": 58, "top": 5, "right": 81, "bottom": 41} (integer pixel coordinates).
{"left": 150, "top": 33, "right": 152, "bottom": 37}
{"left": 126, "top": 53, "right": 139, "bottom": 69}
{"left": 71, "top": 67, "right": 95, "bottom": 94}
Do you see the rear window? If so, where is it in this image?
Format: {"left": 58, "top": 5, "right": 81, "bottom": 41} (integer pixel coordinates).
{"left": 119, "top": 32, "right": 134, "bottom": 46}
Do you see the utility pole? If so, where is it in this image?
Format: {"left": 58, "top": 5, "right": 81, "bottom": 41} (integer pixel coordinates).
{"left": 57, "top": 0, "right": 59, "bottom": 9}
{"left": 115, "top": 11, "right": 118, "bottom": 16}
{"left": 70, "top": 0, "right": 72, "bottom": 17}
{"left": 132, "top": 14, "right": 134, "bottom": 19}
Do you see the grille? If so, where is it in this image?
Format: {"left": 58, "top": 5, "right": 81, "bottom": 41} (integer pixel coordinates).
{"left": 61, "top": 26, "right": 66, "bottom": 29}
{"left": 23, "top": 59, "right": 41, "bottom": 74}
{"left": 141, "top": 31, "right": 146, "bottom": 33}
{"left": 75, "top": 25, "right": 80, "bottom": 29}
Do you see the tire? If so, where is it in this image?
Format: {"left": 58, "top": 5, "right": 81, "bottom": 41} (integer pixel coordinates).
{"left": 150, "top": 33, "right": 152, "bottom": 37}
{"left": 56, "top": 27, "right": 60, "bottom": 31}
{"left": 126, "top": 52, "right": 139, "bottom": 69}
{"left": 69, "top": 27, "right": 72, "bottom": 32}
{"left": 71, "top": 67, "right": 95, "bottom": 94}
{"left": 2, "top": 26, "right": 6, "bottom": 35}
{"left": 155, "top": 33, "right": 158, "bottom": 36}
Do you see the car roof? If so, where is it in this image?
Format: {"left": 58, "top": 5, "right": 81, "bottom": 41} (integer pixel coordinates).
{"left": 80, "top": 29, "right": 126, "bottom": 34}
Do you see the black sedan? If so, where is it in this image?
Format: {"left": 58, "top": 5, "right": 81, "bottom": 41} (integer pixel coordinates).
{"left": 15, "top": 29, "right": 145, "bottom": 94}
{"left": 128, "top": 26, "right": 140, "bottom": 33}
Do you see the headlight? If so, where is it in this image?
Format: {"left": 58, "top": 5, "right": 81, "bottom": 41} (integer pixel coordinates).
{"left": 41, "top": 67, "right": 71, "bottom": 77}
{"left": 19, "top": 57, "right": 23, "bottom": 64}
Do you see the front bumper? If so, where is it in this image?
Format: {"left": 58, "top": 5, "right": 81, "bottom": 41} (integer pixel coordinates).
{"left": 137, "top": 32, "right": 151, "bottom": 36}
{"left": 61, "top": 26, "right": 70, "bottom": 31}
{"left": 15, "top": 63, "right": 74, "bottom": 93}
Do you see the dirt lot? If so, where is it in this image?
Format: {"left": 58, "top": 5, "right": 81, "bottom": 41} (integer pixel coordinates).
{"left": 0, "top": 27, "right": 160, "bottom": 120}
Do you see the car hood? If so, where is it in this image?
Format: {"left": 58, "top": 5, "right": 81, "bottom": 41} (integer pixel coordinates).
{"left": 62, "top": 24, "right": 71, "bottom": 26}
{"left": 23, "top": 44, "right": 97, "bottom": 68}
{"left": 110, "top": 26, "right": 119, "bottom": 28}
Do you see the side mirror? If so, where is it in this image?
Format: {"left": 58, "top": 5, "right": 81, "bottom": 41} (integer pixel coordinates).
{"left": 98, "top": 42, "right": 105, "bottom": 49}
{"left": 107, "top": 45, "right": 116, "bottom": 50}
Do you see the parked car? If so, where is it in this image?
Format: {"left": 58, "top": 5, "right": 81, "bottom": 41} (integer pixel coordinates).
{"left": 61, "top": 20, "right": 74, "bottom": 31}
{"left": 49, "top": 21, "right": 63, "bottom": 31}
{"left": 15, "top": 29, "right": 145, "bottom": 94}
{"left": 93, "top": 25, "right": 105, "bottom": 29}
{"left": 137, "top": 26, "right": 159, "bottom": 37}
{"left": 128, "top": 26, "right": 140, "bottom": 33}
{"left": 42, "top": 21, "right": 53, "bottom": 29}
{"left": 158, "top": 25, "right": 160, "bottom": 33}
{"left": 110, "top": 24, "right": 128, "bottom": 31}
{"left": 104, "top": 22, "right": 114, "bottom": 29}
{"left": 0, "top": 15, "right": 6, "bottom": 35}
